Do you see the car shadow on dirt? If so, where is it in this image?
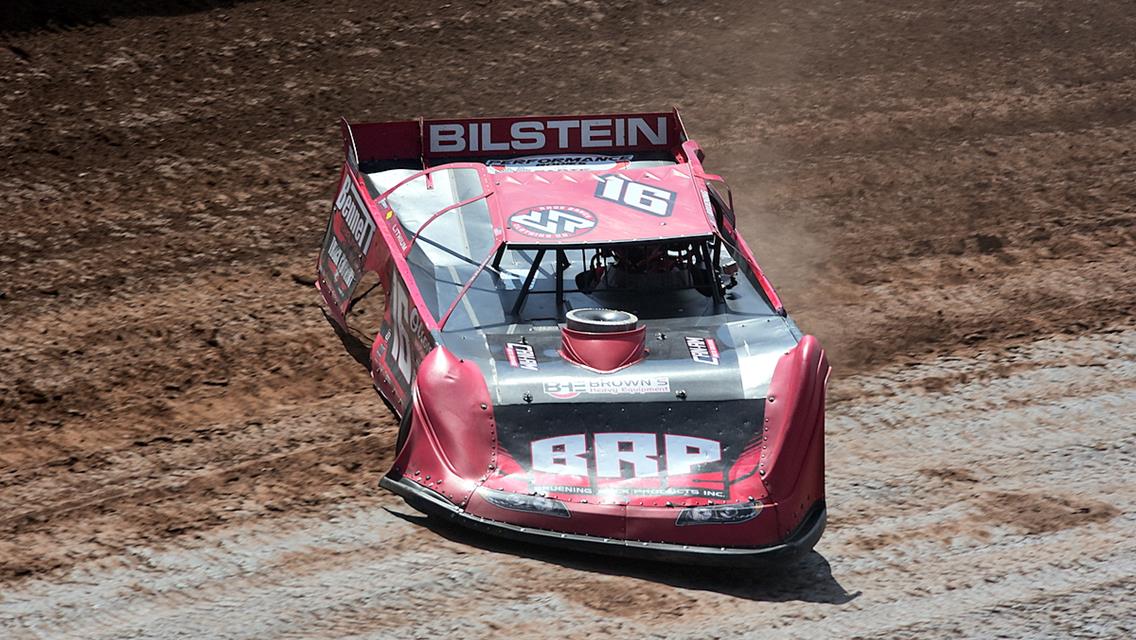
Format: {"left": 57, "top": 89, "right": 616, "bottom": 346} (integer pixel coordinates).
{"left": 322, "top": 308, "right": 373, "bottom": 370}
{"left": 387, "top": 508, "right": 859, "bottom": 604}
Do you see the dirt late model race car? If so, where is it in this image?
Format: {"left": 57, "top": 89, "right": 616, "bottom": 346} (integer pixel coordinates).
{"left": 316, "top": 110, "right": 830, "bottom": 565}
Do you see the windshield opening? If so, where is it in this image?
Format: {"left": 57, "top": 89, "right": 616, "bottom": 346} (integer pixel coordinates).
{"left": 440, "top": 237, "right": 777, "bottom": 332}
{"left": 366, "top": 165, "right": 499, "bottom": 326}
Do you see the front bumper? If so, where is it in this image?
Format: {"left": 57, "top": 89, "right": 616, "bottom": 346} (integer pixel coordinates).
{"left": 380, "top": 475, "right": 826, "bottom": 566}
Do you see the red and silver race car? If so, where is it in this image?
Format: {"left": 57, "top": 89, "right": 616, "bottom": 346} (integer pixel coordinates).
{"left": 316, "top": 110, "right": 830, "bottom": 565}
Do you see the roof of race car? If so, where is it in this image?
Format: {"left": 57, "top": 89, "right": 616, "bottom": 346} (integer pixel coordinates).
{"left": 366, "top": 156, "right": 718, "bottom": 260}
{"left": 493, "top": 163, "right": 717, "bottom": 246}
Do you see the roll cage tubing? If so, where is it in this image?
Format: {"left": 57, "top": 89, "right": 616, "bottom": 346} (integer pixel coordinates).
{"left": 373, "top": 162, "right": 504, "bottom": 329}
{"left": 377, "top": 147, "right": 784, "bottom": 331}
{"left": 503, "top": 236, "right": 724, "bottom": 319}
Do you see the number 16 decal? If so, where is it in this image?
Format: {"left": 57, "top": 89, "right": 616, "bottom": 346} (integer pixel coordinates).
{"left": 595, "top": 174, "right": 677, "bottom": 217}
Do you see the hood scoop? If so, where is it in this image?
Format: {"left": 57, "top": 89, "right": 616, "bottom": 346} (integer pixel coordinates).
{"left": 560, "top": 308, "right": 647, "bottom": 373}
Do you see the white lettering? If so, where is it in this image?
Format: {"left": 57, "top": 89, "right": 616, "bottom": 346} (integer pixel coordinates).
{"left": 481, "top": 122, "right": 509, "bottom": 151}
{"left": 511, "top": 208, "right": 596, "bottom": 235}
{"left": 387, "top": 280, "right": 429, "bottom": 385}
{"left": 545, "top": 120, "right": 581, "bottom": 147}
{"left": 531, "top": 435, "right": 588, "bottom": 476}
{"left": 597, "top": 173, "right": 623, "bottom": 201}
{"left": 595, "top": 433, "right": 659, "bottom": 478}
{"left": 334, "top": 181, "right": 352, "bottom": 210}
{"left": 428, "top": 123, "right": 465, "bottom": 153}
{"left": 327, "top": 237, "right": 356, "bottom": 286}
{"left": 628, "top": 116, "right": 667, "bottom": 146}
{"left": 595, "top": 175, "right": 675, "bottom": 217}
{"left": 468, "top": 121, "right": 479, "bottom": 152}
{"left": 510, "top": 121, "right": 545, "bottom": 150}
{"left": 685, "top": 337, "right": 720, "bottom": 365}
{"left": 530, "top": 431, "right": 723, "bottom": 480}
{"left": 542, "top": 376, "right": 668, "bottom": 398}
{"left": 429, "top": 116, "right": 669, "bottom": 154}
{"left": 389, "top": 282, "right": 413, "bottom": 383}
{"left": 507, "top": 343, "right": 539, "bottom": 371}
{"left": 664, "top": 435, "right": 722, "bottom": 475}
{"left": 335, "top": 181, "right": 375, "bottom": 248}
{"left": 580, "top": 119, "right": 612, "bottom": 148}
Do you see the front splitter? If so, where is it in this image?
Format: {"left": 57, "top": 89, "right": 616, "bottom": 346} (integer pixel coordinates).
{"left": 380, "top": 475, "right": 826, "bottom": 567}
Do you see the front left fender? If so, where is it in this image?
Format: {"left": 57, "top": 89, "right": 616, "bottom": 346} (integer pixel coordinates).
{"left": 387, "top": 347, "right": 497, "bottom": 508}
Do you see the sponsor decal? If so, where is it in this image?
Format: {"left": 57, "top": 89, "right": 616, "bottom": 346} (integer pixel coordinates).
{"left": 494, "top": 400, "right": 762, "bottom": 500}
{"left": 542, "top": 376, "right": 669, "bottom": 399}
{"left": 594, "top": 174, "right": 677, "bottom": 217}
{"left": 530, "top": 484, "right": 729, "bottom": 499}
{"left": 504, "top": 342, "right": 539, "bottom": 371}
{"left": 485, "top": 154, "right": 634, "bottom": 171}
{"left": 508, "top": 205, "right": 597, "bottom": 240}
{"left": 324, "top": 236, "right": 357, "bottom": 293}
{"left": 530, "top": 432, "right": 723, "bottom": 482}
{"left": 535, "top": 484, "right": 595, "bottom": 496}
{"left": 319, "top": 178, "right": 377, "bottom": 305}
{"left": 426, "top": 116, "right": 668, "bottom": 154}
{"left": 383, "top": 274, "right": 433, "bottom": 390}
{"left": 699, "top": 187, "right": 716, "bottom": 225}
{"left": 390, "top": 221, "right": 408, "bottom": 251}
{"left": 685, "top": 336, "right": 720, "bottom": 365}
{"left": 377, "top": 199, "right": 395, "bottom": 220}
{"left": 334, "top": 180, "right": 376, "bottom": 251}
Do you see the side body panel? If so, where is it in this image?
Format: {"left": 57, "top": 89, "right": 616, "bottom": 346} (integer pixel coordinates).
{"left": 371, "top": 267, "right": 437, "bottom": 408}
{"left": 318, "top": 127, "right": 442, "bottom": 414}
{"left": 316, "top": 165, "right": 383, "bottom": 323}
{"left": 762, "top": 336, "right": 829, "bottom": 538}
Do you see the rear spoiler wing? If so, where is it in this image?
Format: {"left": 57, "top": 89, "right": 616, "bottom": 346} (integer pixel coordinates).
{"left": 339, "top": 108, "right": 689, "bottom": 168}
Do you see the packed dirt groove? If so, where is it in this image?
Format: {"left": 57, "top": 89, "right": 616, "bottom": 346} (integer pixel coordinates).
{"left": 1, "top": 1, "right": 1133, "bottom": 638}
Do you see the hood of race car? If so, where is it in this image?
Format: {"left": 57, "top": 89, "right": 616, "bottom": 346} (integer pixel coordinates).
{"left": 389, "top": 318, "right": 824, "bottom": 551}
{"left": 485, "top": 315, "right": 797, "bottom": 405}
{"left": 454, "top": 316, "right": 799, "bottom": 506}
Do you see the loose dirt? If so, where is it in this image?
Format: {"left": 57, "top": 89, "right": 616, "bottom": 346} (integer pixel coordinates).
{"left": 2, "top": 1, "right": 1133, "bottom": 637}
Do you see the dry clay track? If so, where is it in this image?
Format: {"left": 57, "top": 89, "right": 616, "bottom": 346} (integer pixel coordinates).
{"left": 2, "top": 329, "right": 1133, "bottom": 638}
{"left": 2, "top": 1, "right": 1135, "bottom": 637}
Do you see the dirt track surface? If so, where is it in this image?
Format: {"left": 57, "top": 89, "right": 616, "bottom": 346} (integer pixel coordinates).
{"left": 2, "top": 1, "right": 1134, "bottom": 637}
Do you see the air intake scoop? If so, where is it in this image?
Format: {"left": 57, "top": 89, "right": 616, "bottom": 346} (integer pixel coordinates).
{"left": 560, "top": 308, "right": 647, "bottom": 372}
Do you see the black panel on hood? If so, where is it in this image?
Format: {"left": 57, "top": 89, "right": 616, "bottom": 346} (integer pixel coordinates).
{"left": 494, "top": 400, "right": 764, "bottom": 500}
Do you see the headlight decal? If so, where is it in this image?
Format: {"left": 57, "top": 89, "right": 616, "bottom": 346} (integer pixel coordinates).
{"left": 675, "top": 502, "right": 761, "bottom": 526}
{"left": 480, "top": 488, "right": 571, "bottom": 518}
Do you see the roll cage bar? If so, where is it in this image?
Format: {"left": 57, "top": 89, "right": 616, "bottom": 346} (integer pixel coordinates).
{"left": 498, "top": 236, "right": 727, "bottom": 320}
{"left": 373, "top": 162, "right": 497, "bottom": 260}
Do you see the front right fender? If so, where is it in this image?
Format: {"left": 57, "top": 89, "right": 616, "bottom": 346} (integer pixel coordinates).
{"left": 760, "top": 335, "right": 830, "bottom": 537}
